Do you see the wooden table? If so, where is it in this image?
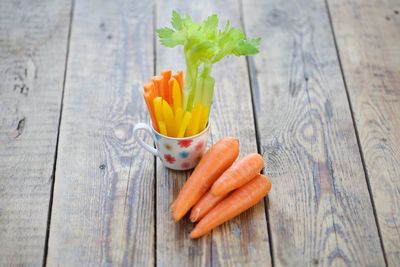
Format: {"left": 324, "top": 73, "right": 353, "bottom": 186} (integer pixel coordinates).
{"left": 1, "top": 0, "right": 399, "bottom": 266}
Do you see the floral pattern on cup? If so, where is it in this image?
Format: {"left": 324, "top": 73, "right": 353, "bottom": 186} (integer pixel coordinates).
{"left": 179, "top": 151, "right": 189, "bottom": 158}
{"left": 164, "top": 143, "right": 172, "bottom": 150}
{"left": 164, "top": 154, "right": 176, "bottom": 164}
{"left": 178, "top": 139, "right": 193, "bottom": 148}
{"left": 181, "top": 162, "right": 191, "bottom": 169}
{"left": 195, "top": 141, "right": 205, "bottom": 151}
{"left": 133, "top": 122, "right": 210, "bottom": 170}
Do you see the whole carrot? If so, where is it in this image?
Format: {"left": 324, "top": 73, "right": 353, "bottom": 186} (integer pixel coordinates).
{"left": 211, "top": 153, "right": 264, "bottom": 196}
{"left": 190, "top": 191, "right": 226, "bottom": 222}
{"left": 172, "top": 137, "right": 239, "bottom": 221}
{"left": 190, "top": 175, "right": 272, "bottom": 239}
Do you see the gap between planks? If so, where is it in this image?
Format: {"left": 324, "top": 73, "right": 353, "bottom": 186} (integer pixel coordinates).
{"left": 152, "top": 2, "right": 157, "bottom": 266}
{"left": 42, "top": 0, "right": 75, "bottom": 265}
{"left": 238, "top": 0, "right": 275, "bottom": 266}
{"left": 323, "top": 0, "right": 389, "bottom": 265}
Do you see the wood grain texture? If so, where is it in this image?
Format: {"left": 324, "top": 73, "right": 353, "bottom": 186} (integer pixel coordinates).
{"left": 242, "top": 0, "right": 386, "bottom": 266}
{"left": 156, "top": 0, "right": 271, "bottom": 266}
{"left": 0, "top": 0, "right": 71, "bottom": 265}
{"left": 46, "top": 0, "right": 155, "bottom": 265}
{"left": 327, "top": 0, "right": 400, "bottom": 264}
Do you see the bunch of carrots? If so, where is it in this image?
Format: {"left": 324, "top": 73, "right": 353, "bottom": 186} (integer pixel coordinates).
{"left": 171, "top": 137, "right": 272, "bottom": 238}
{"left": 143, "top": 69, "right": 209, "bottom": 138}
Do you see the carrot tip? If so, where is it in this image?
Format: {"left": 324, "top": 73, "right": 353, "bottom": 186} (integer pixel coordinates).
{"left": 226, "top": 137, "right": 239, "bottom": 145}
{"left": 262, "top": 175, "right": 272, "bottom": 186}
{"left": 172, "top": 211, "right": 182, "bottom": 222}
{"left": 190, "top": 229, "right": 208, "bottom": 239}
{"left": 190, "top": 208, "right": 200, "bottom": 222}
{"left": 189, "top": 231, "right": 199, "bottom": 239}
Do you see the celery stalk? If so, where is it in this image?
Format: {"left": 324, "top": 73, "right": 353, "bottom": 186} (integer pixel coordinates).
{"left": 157, "top": 10, "right": 260, "bottom": 117}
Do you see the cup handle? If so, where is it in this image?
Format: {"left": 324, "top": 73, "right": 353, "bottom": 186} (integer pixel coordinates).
{"left": 133, "top": 123, "right": 160, "bottom": 157}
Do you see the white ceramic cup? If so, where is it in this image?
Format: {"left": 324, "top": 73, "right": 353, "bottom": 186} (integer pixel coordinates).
{"left": 133, "top": 122, "right": 210, "bottom": 170}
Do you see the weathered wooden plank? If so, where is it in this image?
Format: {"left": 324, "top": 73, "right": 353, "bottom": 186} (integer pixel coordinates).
{"left": 327, "top": 0, "right": 400, "bottom": 264}
{"left": 156, "top": 0, "right": 271, "bottom": 266}
{"left": 242, "top": 0, "right": 386, "bottom": 266}
{"left": 46, "top": 0, "right": 155, "bottom": 266}
{"left": 0, "top": 0, "right": 71, "bottom": 265}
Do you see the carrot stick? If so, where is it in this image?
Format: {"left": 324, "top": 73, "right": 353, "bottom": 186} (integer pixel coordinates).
{"left": 172, "top": 137, "right": 239, "bottom": 221}
{"left": 172, "top": 70, "right": 184, "bottom": 92}
{"left": 211, "top": 153, "right": 264, "bottom": 196}
{"left": 153, "top": 97, "right": 164, "bottom": 133}
{"left": 190, "top": 191, "right": 226, "bottom": 222}
{"left": 143, "top": 82, "right": 159, "bottom": 132}
{"left": 170, "top": 78, "right": 182, "bottom": 110}
{"left": 190, "top": 175, "right": 272, "bottom": 239}
{"left": 174, "top": 107, "right": 183, "bottom": 136}
{"left": 199, "top": 106, "right": 209, "bottom": 132}
{"left": 161, "top": 69, "right": 172, "bottom": 84}
{"left": 185, "top": 103, "right": 202, "bottom": 137}
{"left": 177, "top": 112, "right": 192, "bottom": 138}
{"left": 144, "top": 82, "right": 155, "bottom": 98}
{"left": 177, "top": 70, "right": 184, "bottom": 89}
{"left": 158, "top": 121, "right": 167, "bottom": 136}
{"left": 162, "top": 99, "right": 175, "bottom": 136}
{"left": 161, "top": 69, "right": 172, "bottom": 104}
{"left": 152, "top": 76, "right": 164, "bottom": 98}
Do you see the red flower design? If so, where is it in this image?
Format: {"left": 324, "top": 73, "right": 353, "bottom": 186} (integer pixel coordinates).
{"left": 178, "top": 139, "right": 193, "bottom": 148}
{"left": 164, "top": 143, "right": 172, "bottom": 150}
{"left": 164, "top": 154, "right": 176, "bottom": 164}
{"left": 181, "top": 162, "right": 190, "bottom": 169}
{"left": 195, "top": 141, "right": 205, "bottom": 151}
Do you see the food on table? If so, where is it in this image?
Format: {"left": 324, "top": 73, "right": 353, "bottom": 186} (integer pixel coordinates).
{"left": 190, "top": 153, "right": 264, "bottom": 222}
{"left": 158, "top": 121, "right": 167, "bottom": 136}
{"left": 161, "top": 98, "right": 175, "bottom": 136}
{"left": 190, "top": 191, "right": 226, "bottom": 222}
{"left": 155, "top": 11, "right": 260, "bottom": 136}
{"left": 185, "top": 103, "right": 202, "bottom": 137}
{"left": 171, "top": 137, "right": 239, "bottom": 221}
{"left": 142, "top": 11, "right": 266, "bottom": 238}
{"left": 177, "top": 111, "right": 192, "bottom": 138}
{"left": 211, "top": 153, "right": 264, "bottom": 196}
{"left": 143, "top": 69, "right": 210, "bottom": 137}
{"left": 170, "top": 138, "right": 272, "bottom": 238}
{"left": 190, "top": 174, "right": 272, "bottom": 239}
{"left": 161, "top": 69, "right": 172, "bottom": 104}
{"left": 143, "top": 82, "right": 158, "bottom": 132}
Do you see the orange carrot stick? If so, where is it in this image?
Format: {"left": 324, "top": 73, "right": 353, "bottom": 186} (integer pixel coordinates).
{"left": 152, "top": 75, "right": 164, "bottom": 98}
{"left": 161, "top": 99, "right": 175, "bottom": 136}
{"left": 177, "top": 70, "right": 184, "bottom": 89}
{"left": 211, "top": 153, "right": 264, "bottom": 196}
{"left": 161, "top": 69, "right": 172, "bottom": 104}
{"left": 172, "top": 137, "right": 240, "bottom": 221}
{"left": 161, "top": 69, "right": 172, "bottom": 83}
{"left": 190, "top": 191, "right": 226, "bottom": 222}
{"left": 172, "top": 70, "right": 184, "bottom": 93}
{"left": 170, "top": 77, "right": 181, "bottom": 109}
{"left": 185, "top": 102, "right": 202, "bottom": 136}
{"left": 143, "top": 82, "right": 159, "bottom": 132}
{"left": 190, "top": 175, "right": 272, "bottom": 239}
